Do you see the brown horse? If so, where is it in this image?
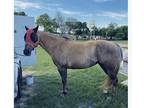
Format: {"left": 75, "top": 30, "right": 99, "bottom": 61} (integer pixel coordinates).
{"left": 23, "top": 26, "right": 123, "bottom": 94}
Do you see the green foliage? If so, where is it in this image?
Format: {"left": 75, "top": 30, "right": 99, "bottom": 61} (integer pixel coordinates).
{"left": 99, "top": 28, "right": 108, "bottom": 38}
{"left": 82, "top": 22, "right": 90, "bottom": 36}
{"left": 108, "top": 23, "right": 118, "bottom": 30}
{"left": 99, "top": 23, "right": 128, "bottom": 40}
{"left": 91, "top": 25, "right": 99, "bottom": 36}
{"left": 107, "top": 23, "right": 118, "bottom": 39}
{"left": 73, "top": 22, "right": 90, "bottom": 39}
{"left": 65, "top": 18, "right": 78, "bottom": 34}
{"left": 116, "top": 32, "right": 125, "bottom": 39}
{"left": 108, "top": 29, "right": 117, "bottom": 39}
{"left": 120, "top": 26, "right": 128, "bottom": 40}
{"left": 35, "top": 13, "right": 128, "bottom": 40}
{"left": 36, "top": 13, "right": 55, "bottom": 32}
{"left": 115, "top": 26, "right": 128, "bottom": 40}
{"left": 65, "top": 21, "right": 75, "bottom": 34}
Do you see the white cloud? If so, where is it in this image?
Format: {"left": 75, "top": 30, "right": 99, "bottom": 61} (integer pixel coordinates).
{"left": 14, "top": 0, "right": 61, "bottom": 10}
{"left": 58, "top": 8, "right": 94, "bottom": 18}
{"left": 79, "top": 14, "right": 93, "bottom": 17}
{"left": 58, "top": 8, "right": 81, "bottom": 15}
{"left": 94, "top": 0, "right": 113, "bottom": 3}
{"left": 97, "top": 11, "right": 127, "bottom": 20}
{"left": 45, "top": 3, "right": 61, "bottom": 7}
{"left": 15, "top": 0, "right": 42, "bottom": 10}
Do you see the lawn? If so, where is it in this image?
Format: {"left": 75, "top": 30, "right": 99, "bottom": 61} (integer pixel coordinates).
{"left": 109, "top": 40, "right": 128, "bottom": 48}
{"left": 109, "top": 40, "right": 128, "bottom": 45}
{"left": 22, "top": 43, "right": 128, "bottom": 108}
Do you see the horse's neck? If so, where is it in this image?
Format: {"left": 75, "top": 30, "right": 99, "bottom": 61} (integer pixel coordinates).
{"left": 37, "top": 31, "right": 59, "bottom": 55}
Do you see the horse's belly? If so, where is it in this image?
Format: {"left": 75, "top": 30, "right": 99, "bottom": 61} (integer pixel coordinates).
{"left": 67, "top": 58, "right": 98, "bottom": 69}
{"left": 68, "top": 64, "right": 97, "bottom": 69}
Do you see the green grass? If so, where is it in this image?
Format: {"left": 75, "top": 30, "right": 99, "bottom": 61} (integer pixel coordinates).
{"left": 109, "top": 40, "right": 128, "bottom": 45}
{"left": 23, "top": 46, "right": 128, "bottom": 108}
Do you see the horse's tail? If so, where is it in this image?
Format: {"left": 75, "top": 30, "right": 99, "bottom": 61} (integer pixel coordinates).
{"left": 120, "top": 46, "right": 123, "bottom": 61}
{"left": 119, "top": 47, "right": 124, "bottom": 69}
{"left": 115, "top": 43, "right": 123, "bottom": 60}
{"left": 118, "top": 44, "right": 124, "bottom": 71}
{"left": 115, "top": 43, "right": 123, "bottom": 69}
{"left": 112, "top": 44, "right": 124, "bottom": 86}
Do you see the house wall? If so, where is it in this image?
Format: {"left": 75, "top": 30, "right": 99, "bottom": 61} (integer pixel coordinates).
{"left": 14, "top": 15, "right": 36, "bottom": 66}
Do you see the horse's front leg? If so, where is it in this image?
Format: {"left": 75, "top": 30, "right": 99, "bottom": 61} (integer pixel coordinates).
{"left": 57, "top": 67, "right": 68, "bottom": 95}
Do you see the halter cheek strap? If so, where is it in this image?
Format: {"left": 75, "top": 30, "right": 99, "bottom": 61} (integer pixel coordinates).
{"left": 26, "top": 29, "right": 39, "bottom": 48}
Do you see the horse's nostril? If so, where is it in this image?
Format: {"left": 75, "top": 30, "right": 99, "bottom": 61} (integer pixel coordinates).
{"left": 23, "top": 49, "right": 31, "bottom": 56}
{"left": 23, "top": 49, "right": 27, "bottom": 55}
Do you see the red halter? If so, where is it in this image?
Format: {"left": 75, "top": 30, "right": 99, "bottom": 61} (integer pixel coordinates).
{"left": 25, "top": 29, "right": 39, "bottom": 48}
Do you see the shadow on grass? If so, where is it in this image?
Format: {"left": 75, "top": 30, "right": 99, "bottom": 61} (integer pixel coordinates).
{"left": 23, "top": 68, "right": 127, "bottom": 108}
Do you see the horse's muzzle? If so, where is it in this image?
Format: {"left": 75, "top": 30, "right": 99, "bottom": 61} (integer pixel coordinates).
{"left": 23, "top": 49, "right": 31, "bottom": 56}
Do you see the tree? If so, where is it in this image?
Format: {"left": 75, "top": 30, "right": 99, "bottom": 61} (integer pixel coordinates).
{"left": 73, "top": 21, "right": 82, "bottom": 35}
{"left": 116, "top": 32, "right": 125, "bottom": 39}
{"left": 55, "top": 12, "right": 66, "bottom": 35}
{"left": 36, "top": 13, "right": 53, "bottom": 32}
{"left": 51, "top": 18, "right": 59, "bottom": 33}
{"left": 107, "top": 22, "right": 118, "bottom": 40}
{"left": 120, "top": 26, "right": 128, "bottom": 40}
{"left": 14, "top": 11, "right": 27, "bottom": 16}
{"left": 115, "top": 25, "right": 128, "bottom": 40}
{"left": 73, "top": 21, "right": 90, "bottom": 39}
{"left": 81, "top": 22, "right": 90, "bottom": 36}
{"left": 98, "top": 24, "right": 128, "bottom": 40}
{"left": 99, "top": 27, "right": 108, "bottom": 38}
{"left": 65, "top": 17, "right": 78, "bottom": 34}
{"left": 91, "top": 25, "right": 99, "bottom": 36}
{"left": 65, "top": 21, "right": 74, "bottom": 34}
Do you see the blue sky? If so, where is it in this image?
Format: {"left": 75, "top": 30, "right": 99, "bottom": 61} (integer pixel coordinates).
{"left": 14, "top": 0, "right": 128, "bottom": 27}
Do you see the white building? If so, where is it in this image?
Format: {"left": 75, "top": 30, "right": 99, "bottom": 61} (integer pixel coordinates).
{"left": 14, "top": 15, "right": 36, "bottom": 99}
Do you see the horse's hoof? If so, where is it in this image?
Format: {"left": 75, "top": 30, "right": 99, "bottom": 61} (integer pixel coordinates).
{"left": 63, "top": 91, "right": 67, "bottom": 95}
{"left": 60, "top": 90, "right": 68, "bottom": 96}
{"left": 60, "top": 91, "right": 67, "bottom": 97}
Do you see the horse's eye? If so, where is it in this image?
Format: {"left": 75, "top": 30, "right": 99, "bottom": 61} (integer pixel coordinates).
{"left": 31, "top": 33, "right": 38, "bottom": 43}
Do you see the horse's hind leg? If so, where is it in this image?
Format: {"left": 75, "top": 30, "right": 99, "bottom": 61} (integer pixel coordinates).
{"left": 99, "top": 63, "right": 119, "bottom": 93}
{"left": 57, "top": 67, "right": 68, "bottom": 95}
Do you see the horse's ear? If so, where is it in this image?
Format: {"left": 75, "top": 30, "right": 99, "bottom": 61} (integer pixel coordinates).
{"left": 33, "top": 26, "right": 39, "bottom": 33}
{"left": 25, "top": 26, "right": 29, "bottom": 30}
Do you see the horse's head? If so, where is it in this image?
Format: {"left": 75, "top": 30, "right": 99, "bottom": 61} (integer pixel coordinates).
{"left": 23, "top": 26, "right": 39, "bottom": 56}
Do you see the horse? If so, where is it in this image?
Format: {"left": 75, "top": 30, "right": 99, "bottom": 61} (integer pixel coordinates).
{"left": 23, "top": 26, "right": 123, "bottom": 95}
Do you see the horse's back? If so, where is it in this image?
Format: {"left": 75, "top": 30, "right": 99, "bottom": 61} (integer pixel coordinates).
{"left": 52, "top": 39, "right": 122, "bottom": 69}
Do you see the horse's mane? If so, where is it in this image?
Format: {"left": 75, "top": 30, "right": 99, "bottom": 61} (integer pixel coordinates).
{"left": 46, "top": 32, "right": 72, "bottom": 41}
{"left": 62, "top": 36, "right": 72, "bottom": 40}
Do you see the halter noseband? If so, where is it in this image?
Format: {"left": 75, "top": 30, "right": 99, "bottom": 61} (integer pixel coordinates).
{"left": 25, "top": 29, "right": 39, "bottom": 48}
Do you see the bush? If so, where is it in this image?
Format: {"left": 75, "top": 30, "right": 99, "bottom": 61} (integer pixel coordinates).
{"left": 116, "top": 32, "right": 125, "bottom": 40}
